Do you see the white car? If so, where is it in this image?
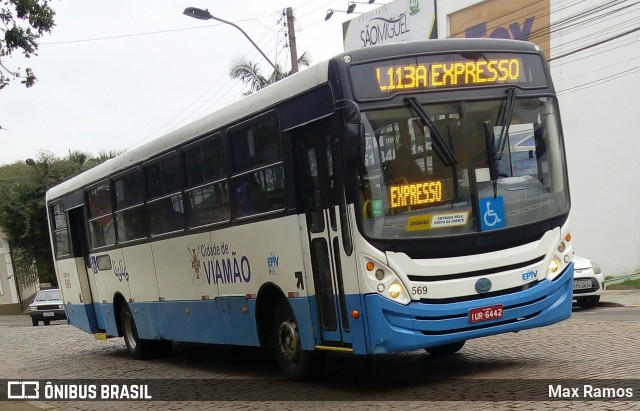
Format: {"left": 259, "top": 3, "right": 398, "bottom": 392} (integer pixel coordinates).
{"left": 573, "top": 256, "right": 605, "bottom": 308}
{"left": 28, "top": 289, "right": 66, "bottom": 326}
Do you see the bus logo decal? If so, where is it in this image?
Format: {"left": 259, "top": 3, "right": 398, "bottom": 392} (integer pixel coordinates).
{"left": 188, "top": 247, "right": 205, "bottom": 285}
{"left": 267, "top": 252, "right": 279, "bottom": 275}
{"left": 190, "top": 243, "right": 252, "bottom": 285}
{"left": 475, "top": 278, "right": 492, "bottom": 294}
{"left": 522, "top": 270, "right": 538, "bottom": 281}
{"left": 90, "top": 256, "right": 98, "bottom": 274}
{"left": 113, "top": 260, "right": 129, "bottom": 282}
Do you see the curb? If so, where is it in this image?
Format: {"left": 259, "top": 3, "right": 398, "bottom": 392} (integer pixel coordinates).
{"left": 597, "top": 301, "right": 624, "bottom": 308}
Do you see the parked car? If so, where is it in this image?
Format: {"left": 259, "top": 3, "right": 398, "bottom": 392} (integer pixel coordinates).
{"left": 28, "top": 289, "right": 66, "bottom": 326}
{"left": 573, "top": 256, "right": 605, "bottom": 308}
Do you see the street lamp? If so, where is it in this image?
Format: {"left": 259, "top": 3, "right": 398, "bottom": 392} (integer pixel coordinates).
{"left": 325, "top": 1, "right": 375, "bottom": 21}
{"left": 183, "top": 7, "right": 282, "bottom": 76}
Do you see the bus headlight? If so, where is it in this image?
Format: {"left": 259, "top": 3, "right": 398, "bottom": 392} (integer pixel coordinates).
{"left": 547, "top": 225, "right": 573, "bottom": 280}
{"left": 389, "top": 283, "right": 402, "bottom": 299}
{"left": 361, "top": 255, "right": 410, "bottom": 305}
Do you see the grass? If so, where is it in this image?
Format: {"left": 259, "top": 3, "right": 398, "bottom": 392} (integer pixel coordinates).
{"left": 606, "top": 278, "right": 640, "bottom": 290}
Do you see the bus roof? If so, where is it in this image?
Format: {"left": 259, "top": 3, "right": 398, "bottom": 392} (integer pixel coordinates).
{"left": 335, "top": 38, "right": 542, "bottom": 64}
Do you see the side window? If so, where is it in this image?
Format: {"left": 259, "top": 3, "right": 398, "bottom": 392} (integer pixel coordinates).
{"left": 87, "top": 181, "right": 115, "bottom": 249}
{"left": 51, "top": 202, "right": 71, "bottom": 257}
{"left": 230, "top": 115, "right": 281, "bottom": 173}
{"left": 183, "top": 136, "right": 230, "bottom": 228}
{"left": 144, "top": 154, "right": 184, "bottom": 236}
{"left": 229, "top": 115, "right": 286, "bottom": 218}
{"left": 113, "top": 169, "right": 147, "bottom": 242}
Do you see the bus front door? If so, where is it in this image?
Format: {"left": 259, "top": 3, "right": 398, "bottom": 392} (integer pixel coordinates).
{"left": 64, "top": 205, "right": 99, "bottom": 333}
{"left": 296, "top": 125, "right": 353, "bottom": 346}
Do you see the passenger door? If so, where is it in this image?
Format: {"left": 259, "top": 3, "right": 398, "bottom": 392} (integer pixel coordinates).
{"left": 63, "top": 205, "right": 100, "bottom": 333}
{"left": 294, "top": 121, "right": 354, "bottom": 345}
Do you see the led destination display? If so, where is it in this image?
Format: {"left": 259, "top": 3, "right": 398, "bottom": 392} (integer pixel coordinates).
{"left": 350, "top": 52, "right": 547, "bottom": 99}
{"left": 376, "top": 58, "right": 522, "bottom": 91}
{"left": 389, "top": 181, "right": 443, "bottom": 208}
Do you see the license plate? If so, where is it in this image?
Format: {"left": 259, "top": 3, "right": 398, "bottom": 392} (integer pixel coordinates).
{"left": 469, "top": 304, "right": 503, "bottom": 323}
{"left": 573, "top": 279, "right": 592, "bottom": 290}
{"left": 43, "top": 312, "right": 54, "bottom": 317}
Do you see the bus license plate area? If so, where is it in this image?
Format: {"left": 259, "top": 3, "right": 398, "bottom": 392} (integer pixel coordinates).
{"left": 469, "top": 304, "right": 503, "bottom": 323}
{"left": 43, "top": 312, "right": 54, "bottom": 317}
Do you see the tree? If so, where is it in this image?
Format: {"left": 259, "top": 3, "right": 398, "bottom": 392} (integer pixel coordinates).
{"left": 229, "top": 51, "right": 311, "bottom": 96}
{"left": 0, "top": 149, "right": 119, "bottom": 287}
{"left": 0, "top": 0, "right": 56, "bottom": 90}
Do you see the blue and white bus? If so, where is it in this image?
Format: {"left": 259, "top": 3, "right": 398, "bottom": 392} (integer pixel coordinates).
{"left": 46, "top": 39, "right": 573, "bottom": 380}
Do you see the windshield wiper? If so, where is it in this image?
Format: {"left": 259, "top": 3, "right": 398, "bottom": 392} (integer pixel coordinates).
{"left": 405, "top": 97, "right": 457, "bottom": 167}
{"left": 483, "top": 121, "right": 498, "bottom": 198}
{"left": 495, "top": 87, "right": 516, "bottom": 160}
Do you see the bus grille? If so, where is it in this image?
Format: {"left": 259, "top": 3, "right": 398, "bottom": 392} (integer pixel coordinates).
{"left": 418, "top": 280, "right": 542, "bottom": 304}
{"left": 407, "top": 255, "right": 545, "bottom": 282}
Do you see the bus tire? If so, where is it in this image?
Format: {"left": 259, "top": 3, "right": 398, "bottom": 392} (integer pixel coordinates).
{"left": 31, "top": 318, "right": 38, "bottom": 326}
{"left": 425, "top": 340, "right": 465, "bottom": 357}
{"left": 273, "top": 302, "right": 322, "bottom": 380}
{"left": 120, "top": 303, "right": 153, "bottom": 360}
{"left": 43, "top": 320, "right": 50, "bottom": 326}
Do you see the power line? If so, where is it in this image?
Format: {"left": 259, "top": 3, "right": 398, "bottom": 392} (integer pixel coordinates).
{"left": 549, "top": 24, "right": 640, "bottom": 61}
{"left": 557, "top": 63, "right": 640, "bottom": 94}
{"left": 41, "top": 16, "right": 276, "bottom": 45}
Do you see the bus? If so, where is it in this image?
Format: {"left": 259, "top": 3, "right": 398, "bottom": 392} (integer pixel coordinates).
{"left": 46, "top": 39, "right": 573, "bottom": 380}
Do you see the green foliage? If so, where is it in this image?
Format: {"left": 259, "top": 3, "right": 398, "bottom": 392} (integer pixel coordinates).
{"left": 229, "top": 51, "right": 311, "bottom": 96}
{"left": 606, "top": 278, "right": 640, "bottom": 290}
{"left": 0, "top": 0, "right": 56, "bottom": 90}
{"left": 0, "top": 149, "right": 121, "bottom": 286}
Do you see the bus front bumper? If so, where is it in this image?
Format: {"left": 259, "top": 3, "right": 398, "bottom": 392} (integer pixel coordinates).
{"left": 362, "top": 263, "right": 573, "bottom": 354}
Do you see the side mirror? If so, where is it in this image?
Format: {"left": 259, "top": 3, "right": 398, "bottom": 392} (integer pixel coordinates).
{"left": 343, "top": 122, "right": 364, "bottom": 167}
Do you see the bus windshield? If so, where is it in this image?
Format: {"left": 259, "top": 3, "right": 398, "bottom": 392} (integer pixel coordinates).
{"left": 357, "top": 96, "right": 569, "bottom": 240}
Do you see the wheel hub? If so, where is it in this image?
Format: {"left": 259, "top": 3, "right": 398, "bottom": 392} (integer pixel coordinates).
{"left": 123, "top": 313, "right": 137, "bottom": 350}
{"left": 277, "top": 320, "right": 300, "bottom": 362}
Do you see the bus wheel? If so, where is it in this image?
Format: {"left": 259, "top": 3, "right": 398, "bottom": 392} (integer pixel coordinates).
{"left": 31, "top": 318, "right": 38, "bottom": 326}
{"left": 273, "top": 302, "right": 321, "bottom": 380}
{"left": 120, "top": 304, "right": 153, "bottom": 360}
{"left": 425, "top": 340, "right": 465, "bottom": 357}
{"left": 43, "top": 320, "right": 50, "bottom": 326}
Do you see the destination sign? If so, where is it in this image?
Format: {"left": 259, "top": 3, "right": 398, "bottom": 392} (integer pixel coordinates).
{"left": 390, "top": 181, "right": 443, "bottom": 209}
{"left": 350, "top": 52, "right": 548, "bottom": 100}
{"left": 376, "top": 58, "right": 522, "bottom": 91}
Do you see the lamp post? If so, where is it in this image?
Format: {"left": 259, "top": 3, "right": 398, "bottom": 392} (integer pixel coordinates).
{"left": 325, "top": 1, "right": 374, "bottom": 21}
{"left": 183, "top": 7, "right": 282, "bottom": 77}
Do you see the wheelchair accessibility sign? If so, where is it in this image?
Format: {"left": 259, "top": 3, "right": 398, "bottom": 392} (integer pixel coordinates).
{"left": 479, "top": 196, "right": 506, "bottom": 231}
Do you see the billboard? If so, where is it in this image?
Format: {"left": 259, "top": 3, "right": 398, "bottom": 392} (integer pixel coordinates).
{"left": 448, "top": 0, "right": 550, "bottom": 60}
{"left": 342, "top": 0, "right": 437, "bottom": 52}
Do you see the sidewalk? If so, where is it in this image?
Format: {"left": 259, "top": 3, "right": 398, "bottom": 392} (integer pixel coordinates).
{"left": 599, "top": 289, "right": 640, "bottom": 307}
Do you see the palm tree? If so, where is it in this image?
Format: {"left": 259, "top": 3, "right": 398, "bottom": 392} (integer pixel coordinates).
{"left": 229, "top": 51, "right": 311, "bottom": 96}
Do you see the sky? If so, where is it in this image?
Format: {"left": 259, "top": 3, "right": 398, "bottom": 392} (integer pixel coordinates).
{"left": 0, "top": 0, "right": 380, "bottom": 165}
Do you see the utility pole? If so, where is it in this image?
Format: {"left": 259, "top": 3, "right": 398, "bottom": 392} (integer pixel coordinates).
{"left": 286, "top": 7, "right": 299, "bottom": 74}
